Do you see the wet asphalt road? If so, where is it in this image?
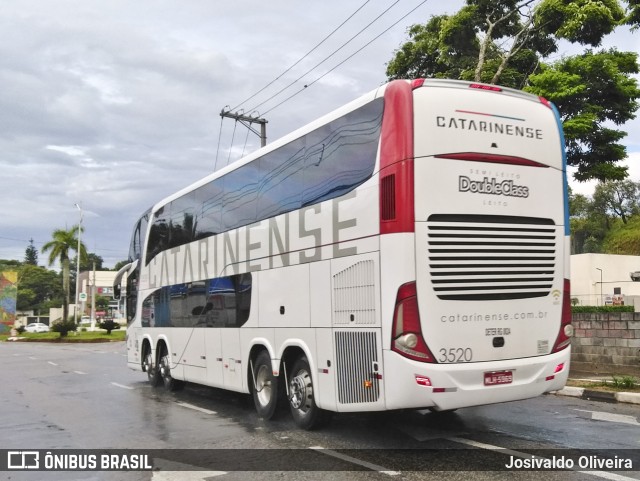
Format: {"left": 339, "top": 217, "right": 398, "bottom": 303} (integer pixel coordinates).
{"left": 1, "top": 341, "right": 639, "bottom": 481}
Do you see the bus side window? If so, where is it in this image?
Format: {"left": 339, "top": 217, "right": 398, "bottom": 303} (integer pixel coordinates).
{"left": 126, "top": 267, "right": 138, "bottom": 325}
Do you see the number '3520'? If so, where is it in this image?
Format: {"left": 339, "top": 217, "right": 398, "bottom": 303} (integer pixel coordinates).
{"left": 438, "top": 347, "right": 473, "bottom": 363}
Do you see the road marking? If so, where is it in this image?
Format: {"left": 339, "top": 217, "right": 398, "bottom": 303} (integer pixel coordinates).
{"left": 28, "top": 357, "right": 38, "bottom": 360}
{"left": 447, "top": 437, "right": 637, "bottom": 481}
{"left": 152, "top": 457, "right": 225, "bottom": 480}
{"left": 111, "top": 382, "right": 133, "bottom": 390}
{"left": 575, "top": 409, "right": 640, "bottom": 426}
{"left": 309, "top": 446, "right": 400, "bottom": 476}
{"left": 48, "top": 361, "right": 58, "bottom": 366}
{"left": 73, "top": 370, "right": 87, "bottom": 375}
{"left": 175, "top": 402, "right": 216, "bottom": 415}
{"left": 152, "top": 472, "right": 226, "bottom": 481}
{"left": 152, "top": 458, "right": 225, "bottom": 479}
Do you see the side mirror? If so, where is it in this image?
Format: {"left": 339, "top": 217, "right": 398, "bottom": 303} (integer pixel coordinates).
{"left": 113, "top": 260, "right": 137, "bottom": 300}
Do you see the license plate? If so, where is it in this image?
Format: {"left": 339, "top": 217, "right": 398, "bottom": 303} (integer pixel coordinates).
{"left": 484, "top": 370, "right": 513, "bottom": 386}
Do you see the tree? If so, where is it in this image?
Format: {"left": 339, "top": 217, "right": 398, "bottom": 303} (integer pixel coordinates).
{"left": 568, "top": 188, "right": 607, "bottom": 253}
{"left": 387, "top": 0, "right": 623, "bottom": 85}
{"left": 386, "top": 0, "right": 639, "bottom": 181}
{"left": 16, "top": 264, "right": 62, "bottom": 312}
{"left": 42, "top": 226, "right": 86, "bottom": 322}
{"left": 113, "top": 260, "right": 130, "bottom": 272}
{"left": 70, "top": 252, "right": 104, "bottom": 295}
{"left": 526, "top": 50, "right": 640, "bottom": 181}
{"left": 99, "top": 319, "right": 120, "bottom": 335}
{"left": 83, "top": 253, "right": 103, "bottom": 271}
{"left": 24, "top": 239, "right": 38, "bottom": 266}
{"left": 592, "top": 179, "right": 640, "bottom": 224}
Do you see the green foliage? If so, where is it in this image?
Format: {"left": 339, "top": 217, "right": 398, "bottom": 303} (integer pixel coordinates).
{"left": 592, "top": 179, "right": 640, "bottom": 224}
{"left": 0, "top": 259, "right": 21, "bottom": 271}
{"left": 42, "top": 225, "right": 86, "bottom": 322}
{"left": 526, "top": 50, "right": 640, "bottom": 181}
{"left": 99, "top": 319, "right": 120, "bottom": 335}
{"left": 16, "top": 264, "right": 63, "bottom": 312}
{"left": 24, "top": 239, "right": 38, "bottom": 266}
{"left": 611, "top": 375, "right": 637, "bottom": 388}
{"left": 602, "top": 216, "right": 640, "bottom": 254}
{"left": 536, "top": 0, "right": 624, "bottom": 45}
{"left": 570, "top": 180, "right": 640, "bottom": 254}
{"left": 95, "top": 295, "right": 110, "bottom": 310}
{"left": 113, "top": 260, "right": 130, "bottom": 272}
{"left": 386, "top": 15, "right": 481, "bottom": 81}
{"left": 572, "top": 305, "right": 634, "bottom": 312}
{"left": 50, "top": 319, "right": 78, "bottom": 338}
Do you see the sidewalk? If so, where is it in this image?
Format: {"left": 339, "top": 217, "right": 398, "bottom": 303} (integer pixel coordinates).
{"left": 553, "top": 374, "right": 640, "bottom": 405}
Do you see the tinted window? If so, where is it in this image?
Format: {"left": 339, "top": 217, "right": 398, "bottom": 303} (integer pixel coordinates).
{"left": 302, "top": 98, "right": 382, "bottom": 205}
{"left": 141, "top": 273, "right": 252, "bottom": 328}
{"left": 129, "top": 209, "right": 150, "bottom": 263}
{"left": 147, "top": 206, "right": 169, "bottom": 262}
{"left": 221, "top": 162, "right": 261, "bottom": 231}
{"left": 145, "top": 98, "right": 382, "bottom": 264}
{"left": 126, "top": 267, "right": 139, "bottom": 325}
{"left": 195, "top": 179, "right": 224, "bottom": 239}
{"left": 168, "top": 191, "right": 197, "bottom": 249}
{"left": 256, "top": 136, "right": 306, "bottom": 220}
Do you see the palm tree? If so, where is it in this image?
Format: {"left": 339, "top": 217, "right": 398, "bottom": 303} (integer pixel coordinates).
{"left": 42, "top": 225, "right": 86, "bottom": 321}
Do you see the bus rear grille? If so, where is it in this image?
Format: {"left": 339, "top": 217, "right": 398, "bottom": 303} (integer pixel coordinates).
{"left": 427, "top": 214, "right": 557, "bottom": 301}
{"left": 335, "top": 331, "right": 380, "bottom": 404}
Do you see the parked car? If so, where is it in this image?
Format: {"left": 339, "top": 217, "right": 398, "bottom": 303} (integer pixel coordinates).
{"left": 80, "top": 316, "right": 92, "bottom": 325}
{"left": 24, "top": 323, "right": 49, "bottom": 333}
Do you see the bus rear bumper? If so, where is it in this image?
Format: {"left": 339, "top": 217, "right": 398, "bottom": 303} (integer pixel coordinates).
{"left": 382, "top": 348, "right": 571, "bottom": 411}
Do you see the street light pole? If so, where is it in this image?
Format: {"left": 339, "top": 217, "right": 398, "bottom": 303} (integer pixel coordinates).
{"left": 74, "top": 203, "right": 83, "bottom": 325}
{"left": 596, "top": 267, "right": 603, "bottom": 306}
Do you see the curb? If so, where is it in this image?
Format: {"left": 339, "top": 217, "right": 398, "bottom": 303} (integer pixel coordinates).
{"left": 553, "top": 386, "right": 640, "bottom": 405}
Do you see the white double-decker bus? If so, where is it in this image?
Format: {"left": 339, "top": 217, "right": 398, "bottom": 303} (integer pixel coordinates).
{"left": 115, "top": 79, "right": 572, "bottom": 429}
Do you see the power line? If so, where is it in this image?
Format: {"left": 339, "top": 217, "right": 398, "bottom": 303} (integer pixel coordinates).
{"left": 263, "top": 0, "right": 430, "bottom": 115}
{"left": 247, "top": 1, "right": 401, "bottom": 114}
{"left": 230, "top": 0, "right": 372, "bottom": 112}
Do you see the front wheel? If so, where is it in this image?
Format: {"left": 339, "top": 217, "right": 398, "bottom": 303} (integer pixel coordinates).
{"left": 288, "top": 356, "right": 329, "bottom": 430}
{"left": 252, "top": 351, "right": 279, "bottom": 419}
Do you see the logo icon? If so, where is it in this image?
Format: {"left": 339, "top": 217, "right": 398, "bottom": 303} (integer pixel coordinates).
{"left": 7, "top": 451, "right": 39, "bottom": 470}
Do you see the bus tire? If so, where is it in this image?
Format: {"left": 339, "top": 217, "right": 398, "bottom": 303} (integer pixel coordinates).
{"left": 252, "top": 350, "right": 279, "bottom": 419}
{"left": 288, "top": 355, "right": 328, "bottom": 430}
{"left": 158, "top": 347, "right": 183, "bottom": 392}
{"left": 144, "top": 347, "right": 161, "bottom": 387}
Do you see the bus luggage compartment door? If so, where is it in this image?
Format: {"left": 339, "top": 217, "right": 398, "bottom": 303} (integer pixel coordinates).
{"left": 333, "top": 328, "right": 385, "bottom": 411}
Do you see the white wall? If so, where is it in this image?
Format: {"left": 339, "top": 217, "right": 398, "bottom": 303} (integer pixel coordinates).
{"left": 571, "top": 253, "right": 640, "bottom": 308}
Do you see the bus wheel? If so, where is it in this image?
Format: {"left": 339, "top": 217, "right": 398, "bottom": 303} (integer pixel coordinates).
{"left": 252, "top": 351, "right": 279, "bottom": 419}
{"left": 158, "top": 349, "right": 183, "bottom": 392}
{"left": 144, "top": 348, "right": 161, "bottom": 387}
{"left": 288, "top": 356, "right": 327, "bottom": 430}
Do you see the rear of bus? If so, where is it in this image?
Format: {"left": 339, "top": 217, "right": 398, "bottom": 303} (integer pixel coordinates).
{"left": 381, "top": 79, "right": 571, "bottom": 411}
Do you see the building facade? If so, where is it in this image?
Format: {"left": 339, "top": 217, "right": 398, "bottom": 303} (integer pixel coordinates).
{"left": 571, "top": 253, "right": 640, "bottom": 309}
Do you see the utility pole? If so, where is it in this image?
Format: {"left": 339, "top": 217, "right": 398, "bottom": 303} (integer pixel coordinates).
{"left": 91, "top": 262, "right": 96, "bottom": 331}
{"left": 220, "top": 109, "right": 268, "bottom": 147}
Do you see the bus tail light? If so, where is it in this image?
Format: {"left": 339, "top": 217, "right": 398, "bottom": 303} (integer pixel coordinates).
{"left": 469, "top": 83, "right": 502, "bottom": 92}
{"left": 552, "top": 279, "right": 573, "bottom": 352}
{"left": 391, "top": 282, "right": 436, "bottom": 363}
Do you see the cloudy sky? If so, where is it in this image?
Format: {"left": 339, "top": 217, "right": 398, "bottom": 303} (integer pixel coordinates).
{"left": 1, "top": 0, "right": 639, "bottom": 268}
